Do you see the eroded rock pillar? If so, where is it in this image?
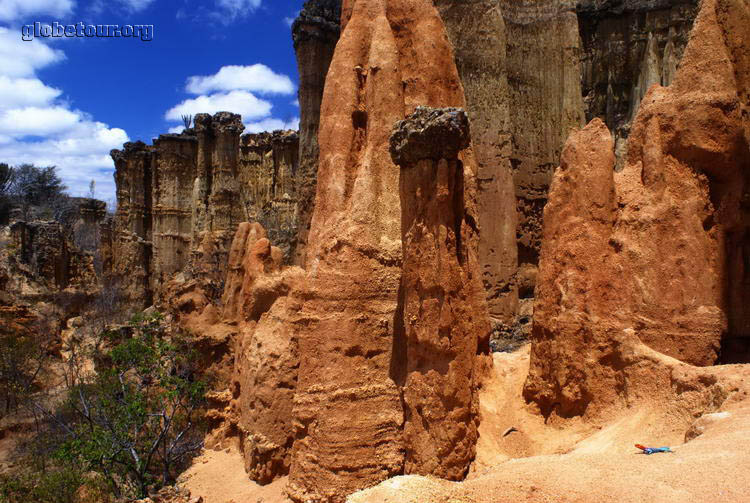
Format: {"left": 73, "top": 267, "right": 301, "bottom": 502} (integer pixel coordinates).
{"left": 390, "top": 106, "right": 490, "bottom": 479}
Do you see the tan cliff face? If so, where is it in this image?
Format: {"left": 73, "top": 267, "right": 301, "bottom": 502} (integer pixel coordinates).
{"left": 524, "top": 0, "right": 750, "bottom": 418}
{"left": 434, "top": 0, "right": 520, "bottom": 327}
{"left": 239, "top": 131, "right": 300, "bottom": 262}
{"left": 292, "top": 0, "right": 341, "bottom": 266}
{"left": 109, "top": 114, "right": 300, "bottom": 310}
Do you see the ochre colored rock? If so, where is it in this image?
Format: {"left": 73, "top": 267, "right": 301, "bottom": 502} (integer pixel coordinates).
{"left": 390, "top": 106, "right": 491, "bottom": 479}
{"left": 219, "top": 222, "right": 302, "bottom": 484}
{"left": 292, "top": 0, "right": 341, "bottom": 266}
{"left": 287, "top": 0, "right": 477, "bottom": 501}
{"left": 525, "top": 0, "right": 750, "bottom": 417}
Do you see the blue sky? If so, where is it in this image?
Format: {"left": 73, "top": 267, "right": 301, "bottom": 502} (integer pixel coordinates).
{"left": 0, "top": 0, "right": 306, "bottom": 203}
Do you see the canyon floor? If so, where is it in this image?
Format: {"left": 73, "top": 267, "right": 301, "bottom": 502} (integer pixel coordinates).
{"left": 182, "top": 345, "right": 750, "bottom": 503}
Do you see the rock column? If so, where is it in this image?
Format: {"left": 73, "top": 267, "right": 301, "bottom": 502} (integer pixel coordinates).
{"left": 390, "top": 106, "right": 490, "bottom": 479}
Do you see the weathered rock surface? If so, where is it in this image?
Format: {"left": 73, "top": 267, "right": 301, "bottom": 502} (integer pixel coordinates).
{"left": 501, "top": 0, "right": 586, "bottom": 275}
{"left": 110, "top": 115, "right": 307, "bottom": 309}
{"left": 525, "top": 0, "right": 750, "bottom": 417}
{"left": 151, "top": 134, "right": 198, "bottom": 288}
{"left": 287, "top": 0, "right": 478, "bottom": 500}
{"left": 390, "top": 106, "right": 490, "bottom": 479}
{"left": 292, "top": 0, "right": 341, "bottom": 266}
{"left": 111, "top": 141, "right": 155, "bottom": 307}
{"left": 434, "top": 0, "right": 519, "bottom": 326}
{"left": 219, "top": 222, "right": 303, "bottom": 484}
{"left": 238, "top": 131, "right": 299, "bottom": 262}
{"left": 578, "top": 0, "right": 700, "bottom": 164}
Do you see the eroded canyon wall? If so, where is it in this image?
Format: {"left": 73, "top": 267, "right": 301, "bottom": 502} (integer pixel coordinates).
{"left": 434, "top": 0, "right": 519, "bottom": 326}
{"left": 292, "top": 0, "right": 341, "bottom": 266}
{"left": 238, "top": 131, "right": 299, "bottom": 261}
{"left": 578, "top": 0, "right": 700, "bottom": 165}
{"left": 110, "top": 114, "right": 302, "bottom": 308}
{"left": 525, "top": 0, "right": 750, "bottom": 417}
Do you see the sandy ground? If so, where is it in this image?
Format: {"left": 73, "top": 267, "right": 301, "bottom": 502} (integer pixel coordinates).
{"left": 182, "top": 346, "right": 750, "bottom": 503}
{"left": 180, "top": 448, "right": 291, "bottom": 503}
{"left": 349, "top": 347, "right": 750, "bottom": 503}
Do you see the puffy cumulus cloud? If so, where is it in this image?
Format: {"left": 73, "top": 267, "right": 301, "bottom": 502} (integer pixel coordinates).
{"left": 0, "top": 27, "right": 128, "bottom": 199}
{"left": 167, "top": 125, "right": 185, "bottom": 134}
{"left": 165, "top": 90, "right": 273, "bottom": 122}
{"left": 168, "top": 64, "right": 299, "bottom": 135}
{"left": 186, "top": 64, "right": 294, "bottom": 96}
{"left": 0, "top": 0, "right": 75, "bottom": 22}
{"left": 245, "top": 116, "right": 299, "bottom": 134}
{"left": 0, "top": 27, "right": 65, "bottom": 78}
{"left": 0, "top": 76, "right": 62, "bottom": 110}
{"left": 0, "top": 119, "right": 128, "bottom": 197}
{"left": 0, "top": 106, "right": 81, "bottom": 137}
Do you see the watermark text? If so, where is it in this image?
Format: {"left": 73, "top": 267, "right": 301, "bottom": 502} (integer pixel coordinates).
{"left": 22, "top": 22, "right": 154, "bottom": 42}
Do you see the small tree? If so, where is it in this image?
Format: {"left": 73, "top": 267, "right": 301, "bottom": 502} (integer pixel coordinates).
{"left": 55, "top": 313, "right": 207, "bottom": 499}
{"left": 8, "top": 165, "right": 68, "bottom": 221}
{"left": 180, "top": 115, "right": 193, "bottom": 130}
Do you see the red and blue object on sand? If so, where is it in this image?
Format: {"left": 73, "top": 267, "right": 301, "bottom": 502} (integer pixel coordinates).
{"left": 635, "top": 444, "right": 673, "bottom": 455}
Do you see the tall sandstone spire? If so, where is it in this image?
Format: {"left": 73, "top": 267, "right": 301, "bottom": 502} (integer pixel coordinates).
{"left": 287, "top": 0, "right": 486, "bottom": 501}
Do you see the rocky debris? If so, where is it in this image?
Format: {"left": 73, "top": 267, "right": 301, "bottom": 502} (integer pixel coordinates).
{"left": 239, "top": 131, "right": 299, "bottom": 262}
{"left": 134, "top": 485, "right": 202, "bottom": 503}
{"left": 524, "top": 0, "right": 750, "bottom": 418}
{"left": 434, "top": 0, "right": 520, "bottom": 324}
{"left": 292, "top": 0, "right": 341, "bottom": 266}
{"left": 391, "top": 107, "right": 491, "bottom": 479}
{"left": 286, "top": 0, "right": 478, "bottom": 500}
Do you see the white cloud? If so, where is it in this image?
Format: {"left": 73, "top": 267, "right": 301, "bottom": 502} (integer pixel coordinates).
{"left": 0, "top": 26, "right": 128, "bottom": 199}
{"left": 0, "top": 119, "right": 128, "bottom": 197}
{"left": 117, "top": 0, "right": 157, "bottom": 11}
{"left": 0, "top": 76, "right": 62, "bottom": 110}
{"left": 0, "top": 0, "right": 75, "bottom": 22}
{"left": 167, "top": 125, "right": 185, "bottom": 134}
{"left": 186, "top": 64, "right": 294, "bottom": 96}
{"left": 245, "top": 116, "right": 299, "bottom": 134}
{"left": 216, "top": 0, "right": 261, "bottom": 18}
{"left": 165, "top": 90, "right": 273, "bottom": 122}
{"left": 284, "top": 17, "right": 295, "bottom": 27}
{"left": 0, "top": 27, "right": 65, "bottom": 78}
{"left": 0, "top": 106, "right": 81, "bottom": 137}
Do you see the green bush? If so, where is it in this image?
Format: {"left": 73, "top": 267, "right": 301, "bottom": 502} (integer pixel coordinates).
{"left": 54, "top": 312, "right": 207, "bottom": 499}
{"left": 0, "top": 467, "right": 83, "bottom": 503}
